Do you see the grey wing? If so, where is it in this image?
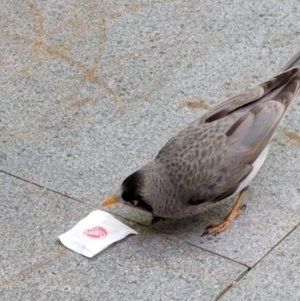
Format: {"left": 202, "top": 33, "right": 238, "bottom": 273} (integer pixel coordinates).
{"left": 155, "top": 68, "right": 300, "bottom": 205}
{"left": 200, "top": 66, "right": 299, "bottom": 124}
{"left": 190, "top": 74, "right": 300, "bottom": 205}
{"left": 157, "top": 67, "right": 299, "bottom": 160}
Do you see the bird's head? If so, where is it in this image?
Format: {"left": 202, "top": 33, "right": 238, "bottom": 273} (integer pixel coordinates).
{"left": 101, "top": 167, "right": 153, "bottom": 213}
{"left": 101, "top": 162, "right": 171, "bottom": 216}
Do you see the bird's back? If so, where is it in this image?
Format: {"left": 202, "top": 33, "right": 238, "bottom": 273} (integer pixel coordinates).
{"left": 155, "top": 53, "right": 300, "bottom": 208}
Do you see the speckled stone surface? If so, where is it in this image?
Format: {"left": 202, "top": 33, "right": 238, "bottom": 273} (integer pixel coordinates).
{"left": 219, "top": 225, "right": 300, "bottom": 301}
{"left": 0, "top": 173, "right": 92, "bottom": 283}
{"left": 1, "top": 0, "right": 300, "bottom": 300}
{"left": 0, "top": 173, "right": 246, "bottom": 301}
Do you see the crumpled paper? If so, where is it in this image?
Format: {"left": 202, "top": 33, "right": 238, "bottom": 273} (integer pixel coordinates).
{"left": 59, "top": 210, "right": 137, "bottom": 258}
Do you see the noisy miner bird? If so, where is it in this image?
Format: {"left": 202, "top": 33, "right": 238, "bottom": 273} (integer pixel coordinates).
{"left": 102, "top": 51, "right": 300, "bottom": 235}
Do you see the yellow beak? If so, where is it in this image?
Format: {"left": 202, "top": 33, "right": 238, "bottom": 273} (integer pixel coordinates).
{"left": 101, "top": 195, "right": 123, "bottom": 207}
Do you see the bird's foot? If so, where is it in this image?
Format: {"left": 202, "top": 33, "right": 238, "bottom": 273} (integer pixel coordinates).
{"left": 202, "top": 206, "right": 243, "bottom": 236}
{"left": 202, "top": 189, "right": 248, "bottom": 236}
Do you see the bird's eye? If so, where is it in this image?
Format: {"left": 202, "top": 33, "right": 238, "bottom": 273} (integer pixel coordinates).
{"left": 133, "top": 200, "right": 139, "bottom": 206}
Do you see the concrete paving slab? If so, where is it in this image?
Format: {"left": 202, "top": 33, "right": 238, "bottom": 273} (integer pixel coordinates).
{"left": 0, "top": 0, "right": 84, "bottom": 66}
{"left": 1, "top": 0, "right": 300, "bottom": 281}
{"left": 219, "top": 225, "right": 300, "bottom": 301}
{"left": 0, "top": 172, "right": 92, "bottom": 283}
{"left": 0, "top": 43, "right": 202, "bottom": 214}
{"left": 0, "top": 172, "right": 247, "bottom": 301}
{"left": 1, "top": 0, "right": 300, "bottom": 200}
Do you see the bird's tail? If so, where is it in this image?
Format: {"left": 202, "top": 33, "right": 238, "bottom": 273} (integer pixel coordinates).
{"left": 281, "top": 50, "right": 300, "bottom": 71}
{"left": 271, "top": 50, "right": 300, "bottom": 110}
{"left": 201, "top": 50, "right": 300, "bottom": 124}
{"left": 259, "top": 50, "right": 300, "bottom": 111}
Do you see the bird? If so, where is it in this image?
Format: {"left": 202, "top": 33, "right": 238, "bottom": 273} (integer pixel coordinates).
{"left": 101, "top": 50, "right": 300, "bottom": 235}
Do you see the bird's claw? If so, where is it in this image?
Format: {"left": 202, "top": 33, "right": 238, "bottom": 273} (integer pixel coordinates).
{"left": 240, "top": 204, "right": 247, "bottom": 211}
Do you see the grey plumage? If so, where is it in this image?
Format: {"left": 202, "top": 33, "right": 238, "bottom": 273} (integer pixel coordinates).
{"left": 104, "top": 51, "right": 300, "bottom": 228}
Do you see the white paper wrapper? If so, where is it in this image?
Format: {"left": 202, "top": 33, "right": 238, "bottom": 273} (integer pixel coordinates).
{"left": 59, "top": 210, "right": 137, "bottom": 258}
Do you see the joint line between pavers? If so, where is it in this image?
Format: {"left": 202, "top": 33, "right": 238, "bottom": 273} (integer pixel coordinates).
{"left": 214, "top": 268, "right": 249, "bottom": 301}
{"left": 214, "top": 222, "right": 300, "bottom": 300}
{"left": 0, "top": 169, "right": 98, "bottom": 209}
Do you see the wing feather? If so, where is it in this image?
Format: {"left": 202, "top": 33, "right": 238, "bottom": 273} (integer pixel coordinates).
{"left": 155, "top": 62, "right": 300, "bottom": 206}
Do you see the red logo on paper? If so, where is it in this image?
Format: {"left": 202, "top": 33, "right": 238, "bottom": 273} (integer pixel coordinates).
{"left": 83, "top": 226, "right": 107, "bottom": 239}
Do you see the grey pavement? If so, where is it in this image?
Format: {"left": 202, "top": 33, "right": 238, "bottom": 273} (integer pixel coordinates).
{"left": 1, "top": 0, "right": 300, "bottom": 300}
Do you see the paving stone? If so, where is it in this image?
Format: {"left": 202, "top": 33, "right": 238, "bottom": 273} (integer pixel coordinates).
{"left": 0, "top": 172, "right": 247, "bottom": 301}
{"left": 219, "top": 225, "right": 300, "bottom": 301}
{"left": 0, "top": 172, "right": 91, "bottom": 283}
{"left": 1, "top": 0, "right": 300, "bottom": 295}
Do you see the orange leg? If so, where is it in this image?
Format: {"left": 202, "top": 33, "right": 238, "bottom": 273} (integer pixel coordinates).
{"left": 202, "top": 189, "right": 248, "bottom": 236}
